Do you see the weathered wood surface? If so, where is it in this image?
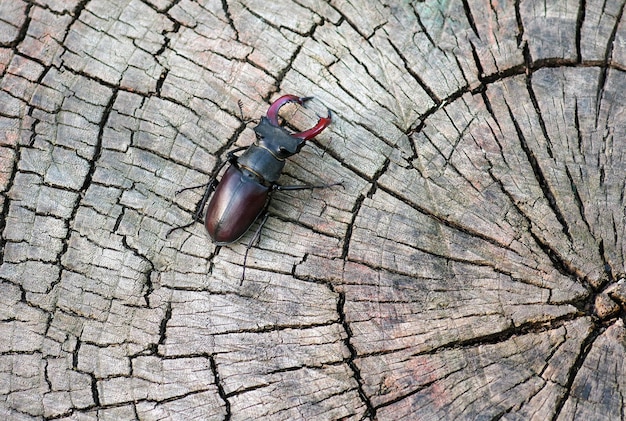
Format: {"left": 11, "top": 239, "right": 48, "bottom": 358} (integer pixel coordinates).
{"left": 1, "top": 0, "right": 625, "bottom": 419}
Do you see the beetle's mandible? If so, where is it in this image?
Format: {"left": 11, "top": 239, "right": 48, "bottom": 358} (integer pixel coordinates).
{"left": 169, "top": 94, "right": 340, "bottom": 281}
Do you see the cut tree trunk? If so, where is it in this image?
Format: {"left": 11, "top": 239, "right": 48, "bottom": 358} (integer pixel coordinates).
{"left": 1, "top": 0, "right": 625, "bottom": 420}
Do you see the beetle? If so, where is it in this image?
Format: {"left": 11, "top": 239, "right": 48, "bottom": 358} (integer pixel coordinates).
{"left": 170, "top": 94, "right": 339, "bottom": 281}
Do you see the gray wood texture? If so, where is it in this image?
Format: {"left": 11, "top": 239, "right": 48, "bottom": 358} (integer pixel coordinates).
{"left": 1, "top": 0, "right": 625, "bottom": 420}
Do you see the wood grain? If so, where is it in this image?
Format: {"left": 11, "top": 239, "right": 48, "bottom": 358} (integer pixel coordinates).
{"left": 1, "top": 0, "right": 625, "bottom": 419}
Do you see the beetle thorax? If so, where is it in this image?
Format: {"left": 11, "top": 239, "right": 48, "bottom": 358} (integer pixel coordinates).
{"left": 237, "top": 144, "right": 286, "bottom": 185}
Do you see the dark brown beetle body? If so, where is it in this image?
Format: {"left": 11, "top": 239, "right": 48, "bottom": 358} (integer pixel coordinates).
{"left": 204, "top": 165, "right": 269, "bottom": 244}
{"left": 170, "top": 95, "right": 336, "bottom": 281}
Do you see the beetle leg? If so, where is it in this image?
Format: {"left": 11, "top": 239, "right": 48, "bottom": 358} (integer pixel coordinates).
{"left": 274, "top": 179, "right": 343, "bottom": 191}
{"left": 192, "top": 179, "right": 218, "bottom": 221}
{"left": 291, "top": 110, "right": 332, "bottom": 140}
{"left": 166, "top": 177, "right": 219, "bottom": 238}
{"left": 240, "top": 212, "right": 270, "bottom": 284}
{"left": 174, "top": 182, "right": 210, "bottom": 195}
{"left": 173, "top": 146, "right": 244, "bottom": 196}
{"left": 225, "top": 145, "right": 248, "bottom": 162}
{"left": 266, "top": 94, "right": 311, "bottom": 126}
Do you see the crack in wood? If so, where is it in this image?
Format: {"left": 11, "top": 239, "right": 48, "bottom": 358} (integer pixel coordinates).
{"left": 208, "top": 353, "right": 231, "bottom": 419}
{"left": 504, "top": 95, "right": 573, "bottom": 244}
{"left": 594, "top": 0, "right": 625, "bottom": 124}
{"left": 336, "top": 290, "right": 376, "bottom": 419}
{"left": 551, "top": 324, "right": 602, "bottom": 421}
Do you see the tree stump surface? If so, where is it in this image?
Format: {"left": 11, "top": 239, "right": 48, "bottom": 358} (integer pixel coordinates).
{"left": 1, "top": 0, "right": 625, "bottom": 420}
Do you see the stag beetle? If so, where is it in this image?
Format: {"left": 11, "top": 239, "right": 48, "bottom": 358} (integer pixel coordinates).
{"left": 170, "top": 95, "right": 339, "bottom": 281}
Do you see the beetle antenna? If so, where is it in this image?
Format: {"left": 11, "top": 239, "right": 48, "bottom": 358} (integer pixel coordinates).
{"left": 237, "top": 99, "right": 254, "bottom": 125}
{"left": 237, "top": 99, "right": 244, "bottom": 119}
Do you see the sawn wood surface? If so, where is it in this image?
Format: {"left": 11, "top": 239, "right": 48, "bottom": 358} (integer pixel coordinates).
{"left": 1, "top": 0, "right": 625, "bottom": 420}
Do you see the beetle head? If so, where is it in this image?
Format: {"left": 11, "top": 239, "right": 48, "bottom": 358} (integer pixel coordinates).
{"left": 254, "top": 117, "right": 305, "bottom": 159}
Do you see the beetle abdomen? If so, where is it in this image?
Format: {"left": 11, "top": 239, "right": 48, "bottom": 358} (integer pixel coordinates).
{"left": 205, "top": 165, "right": 269, "bottom": 244}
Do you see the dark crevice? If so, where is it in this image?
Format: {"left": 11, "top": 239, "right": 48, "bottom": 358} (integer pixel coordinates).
{"left": 376, "top": 177, "right": 519, "bottom": 254}
{"left": 58, "top": 64, "right": 125, "bottom": 96}
{"left": 595, "top": 0, "right": 625, "bottom": 123}
{"left": 209, "top": 354, "right": 231, "bottom": 420}
{"left": 514, "top": 0, "right": 524, "bottom": 48}
{"left": 387, "top": 39, "right": 441, "bottom": 106}
{"left": 523, "top": 62, "right": 555, "bottom": 159}
{"left": 121, "top": 236, "right": 155, "bottom": 307}
{"left": 402, "top": 119, "right": 423, "bottom": 164}
{"left": 157, "top": 301, "right": 172, "bottom": 346}
{"left": 480, "top": 90, "right": 502, "bottom": 132}
{"left": 273, "top": 43, "right": 305, "bottom": 91}
{"left": 154, "top": 19, "right": 180, "bottom": 95}
{"left": 224, "top": 382, "right": 268, "bottom": 398}
{"left": 575, "top": 0, "right": 586, "bottom": 63}
{"left": 220, "top": 0, "right": 240, "bottom": 42}
{"left": 574, "top": 101, "right": 584, "bottom": 157}
{"left": 57, "top": 88, "right": 118, "bottom": 257}
{"left": 504, "top": 98, "right": 573, "bottom": 244}
{"left": 422, "top": 312, "right": 582, "bottom": 360}
{"left": 0, "top": 2, "right": 33, "bottom": 50}
{"left": 337, "top": 291, "right": 376, "bottom": 420}
{"left": 485, "top": 165, "right": 590, "bottom": 292}
{"left": 471, "top": 41, "right": 485, "bottom": 81}
{"left": 410, "top": 4, "right": 438, "bottom": 48}
{"left": 272, "top": 360, "right": 345, "bottom": 378}
{"left": 201, "top": 319, "right": 340, "bottom": 337}
{"left": 342, "top": 193, "right": 365, "bottom": 261}
{"left": 461, "top": 0, "right": 479, "bottom": 39}
{"left": 139, "top": 0, "right": 183, "bottom": 14}
{"left": 341, "top": 156, "right": 390, "bottom": 262}
{"left": 564, "top": 165, "right": 593, "bottom": 238}
{"left": 364, "top": 156, "right": 388, "bottom": 198}
{"left": 43, "top": 358, "right": 52, "bottom": 390}
{"left": 551, "top": 326, "right": 603, "bottom": 421}
{"left": 59, "top": 0, "right": 90, "bottom": 46}
{"left": 598, "top": 240, "right": 614, "bottom": 284}
{"left": 529, "top": 229, "right": 587, "bottom": 290}
{"left": 90, "top": 372, "right": 101, "bottom": 408}
{"left": 155, "top": 66, "right": 168, "bottom": 95}
{"left": 72, "top": 338, "right": 81, "bottom": 369}
{"left": 330, "top": 8, "right": 374, "bottom": 41}
{"left": 0, "top": 179, "right": 13, "bottom": 266}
